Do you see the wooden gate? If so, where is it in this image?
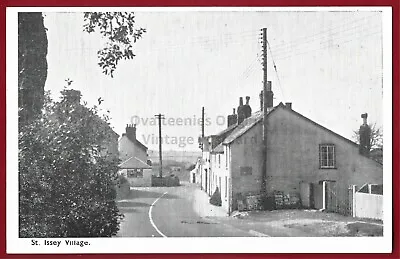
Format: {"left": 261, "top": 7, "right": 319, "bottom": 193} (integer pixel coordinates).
{"left": 325, "top": 181, "right": 338, "bottom": 213}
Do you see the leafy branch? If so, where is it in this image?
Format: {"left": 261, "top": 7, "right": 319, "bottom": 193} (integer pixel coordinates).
{"left": 83, "top": 12, "right": 146, "bottom": 77}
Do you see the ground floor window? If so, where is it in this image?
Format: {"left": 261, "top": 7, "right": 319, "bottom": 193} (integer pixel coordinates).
{"left": 127, "top": 169, "right": 144, "bottom": 178}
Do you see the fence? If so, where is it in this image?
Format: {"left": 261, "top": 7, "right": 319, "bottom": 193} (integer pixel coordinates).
{"left": 352, "top": 184, "right": 383, "bottom": 220}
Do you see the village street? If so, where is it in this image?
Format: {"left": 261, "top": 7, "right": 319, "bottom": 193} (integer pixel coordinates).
{"left": 116, "top": 182, "right": 254, "bottom": 237}
{"left": 115, "top": 182, "right": 383, "bottom": 237}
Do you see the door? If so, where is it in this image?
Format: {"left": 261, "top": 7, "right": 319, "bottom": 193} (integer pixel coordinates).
{"left": 312, "top": 182, "right": 323, "bottom": 209}
{"left": 325, "top": 181, "right": 337, "bottom": 212}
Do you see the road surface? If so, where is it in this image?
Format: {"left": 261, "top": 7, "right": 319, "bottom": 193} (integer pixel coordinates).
{"left": 116, "top": 183, "right": 252, "bottom": 237}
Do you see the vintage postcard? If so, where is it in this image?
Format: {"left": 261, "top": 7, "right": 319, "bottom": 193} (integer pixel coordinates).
{"left": 6, "top": 6, "right": 392, "bottom": 253}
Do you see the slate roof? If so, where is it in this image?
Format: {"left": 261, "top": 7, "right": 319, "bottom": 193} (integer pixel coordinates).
{"left": 122, "top": 133, "right": 148, "bottom": 152}
{"left": 215, "top": 123, "right": 238, "bottom": 137}
{"left": 119, "top": 156, "right": 151, "bottom": 169}
{"left": 213, "top": 102, "right": 380, "bottom": 166}
{"left": 211, "top": 143, "right": 224, "bottom": 153}
{"left": 223, "top": 110, "right": 266, "bottom": 145}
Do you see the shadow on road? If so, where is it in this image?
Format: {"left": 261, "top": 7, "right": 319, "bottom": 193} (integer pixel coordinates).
{"left": 117, "top": 201, "right": 151, "bottom": 208}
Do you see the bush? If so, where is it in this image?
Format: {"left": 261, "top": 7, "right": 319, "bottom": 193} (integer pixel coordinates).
{"left": 19, "top": 89, "right": 123, "bottom": 237}
{"left": 118, "top": 173, "right": 129, "bottom": 185}
{"left": 209, "top": 187, "right": 222, "bottom": 206}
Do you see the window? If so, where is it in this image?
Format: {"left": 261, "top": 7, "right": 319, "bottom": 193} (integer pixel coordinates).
{"left": 218, "top": 154, "right": 221, "bottom": 168}
{"left": 319, "top": 144, "right": 336, "bottom": 169}
{"left": 127, "top": 169, "right": 143, "bottom": 178}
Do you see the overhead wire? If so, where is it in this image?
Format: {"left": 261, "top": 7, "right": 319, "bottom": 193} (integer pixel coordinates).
{"left": 271, "top": 21, "right": 381, "bottom": 58}
{"left": 267, "top": 40, "right": 285, "bottom": 102}
{"left": 273, "top": 28, "right": 382, "bottom": 61}
{"left": 270, "top": 12, "right": 381, "bottom": 54}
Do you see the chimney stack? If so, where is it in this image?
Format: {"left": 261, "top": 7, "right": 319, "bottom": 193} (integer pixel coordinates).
{"left": 227, "top": 108, "right": 238, "bottom": 127}
{"left": 285, "top": 102, "right": 292, "bottom": 109}
{"left": 359, "top": 113, "right": 371, "bottom": 156}
{"left": 265, "top": 81, "right": 274, "bottom": 109}
{"left": 242, "top": 96, "right": 252, "bottom": 120}
{"left": 125, "top": 123, "right": 137, "bottom": 142}
{"left": 237, "top": 97, "right": 246, "bottom": 125}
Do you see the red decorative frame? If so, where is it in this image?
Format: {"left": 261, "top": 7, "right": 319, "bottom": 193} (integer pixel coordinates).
{"left": 1, "top": 1, "right": 398, "bottom": 258}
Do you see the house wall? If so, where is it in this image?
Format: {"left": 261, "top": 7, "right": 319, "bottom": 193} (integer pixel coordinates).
{"left": 210, "top": 151, "right": 230, "bottom": 212}
{"left": 120, "top": 168, "right": 152, "bottom": 187}
{"left": 200, "top": 151, "right": 211, "bottom": 195}
{"left": 265, "top": 107, "right": 383, "bottom": 214}
{"left": 118, "top": 136, "right": 147, "bottom": 162}
{"left": 230, "top": 122, "right": 264, "bottom": 211}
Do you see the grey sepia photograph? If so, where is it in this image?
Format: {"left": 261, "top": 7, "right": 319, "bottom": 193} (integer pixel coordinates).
{"left": 10, "top": 7, "right": 391, "bottom": 251}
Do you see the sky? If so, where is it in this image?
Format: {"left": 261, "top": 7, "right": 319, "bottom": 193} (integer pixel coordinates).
{"left": 43, "top": 10, "right": 384, "bottom": 152}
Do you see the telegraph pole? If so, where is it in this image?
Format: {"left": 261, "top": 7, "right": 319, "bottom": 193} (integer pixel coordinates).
{"left": 200, "top": 107, "right": 205, "bottom": 190}
{"left": 201, "top": 107, "right": 205, "bottom": 148}
{"left": 155, "top": 113, "right": 165, "bottom": 178}
{"left": 261, "top": 28, "right": 268, "bottom": 193}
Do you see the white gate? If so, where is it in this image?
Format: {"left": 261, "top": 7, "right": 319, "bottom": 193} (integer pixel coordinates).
{"left": 352, "top": 184, "right": 383, "bottom": 220}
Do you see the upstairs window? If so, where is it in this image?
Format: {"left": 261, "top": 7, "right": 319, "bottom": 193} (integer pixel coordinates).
{"left": 319, "top": 144, "right": 336, "bottom": 169}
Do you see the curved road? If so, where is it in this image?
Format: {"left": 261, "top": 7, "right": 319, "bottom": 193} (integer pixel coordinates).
{"left": 116, "top": 183, "right": 252, "bottom": 237}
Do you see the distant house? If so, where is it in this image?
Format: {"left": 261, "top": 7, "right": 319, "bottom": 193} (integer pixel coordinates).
{"left": 119, "top": 124, "right": 148, "bottom": 162}
{"left": 189, "top": 157, "right": 203, "bottom": 184}
{"left": 200, "top": 82, "right": 383, "bottom": 216}
{"left": 119, "top": 156, "right": 152, "bottom": 187}
{"left": 119, "top": 124, "right": 152, "bottom": 186}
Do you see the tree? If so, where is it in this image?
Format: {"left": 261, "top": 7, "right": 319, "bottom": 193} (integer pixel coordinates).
{"left": 19, "top": 88, "right": 122, "bottom": 237}
{"left": 18, "top": 13, "right": 48, "bottom": 124}
{"left": 18, "top": 12, "right": 145, "bottom": 124}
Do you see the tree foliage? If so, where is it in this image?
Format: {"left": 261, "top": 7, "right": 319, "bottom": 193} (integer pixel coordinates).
{"left": 19, "top": 89, "right": 122, "bottom": 237}
{"left": 83, "top": 12, "right": 146, "bottom": 78}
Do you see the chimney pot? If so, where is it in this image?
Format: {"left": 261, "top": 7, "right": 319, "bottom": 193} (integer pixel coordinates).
{"left": 246, "top": 96, "right": 250, "bottom": 105}
{"left": 233, "top": 108, "right": 236, "bottom": 114}
{"left": 285, "top": 102, "right": 292, "bottom": 109}
{"left": 239, "top": 97, "right": 243, "bottom": 106}
{"left": 361, "top": 113, "right": 368, "bottom": 125}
